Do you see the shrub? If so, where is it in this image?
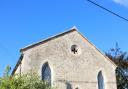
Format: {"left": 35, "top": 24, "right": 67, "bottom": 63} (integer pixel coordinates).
{"left": 0, "top": 66, "right": 54, "bottom": 89}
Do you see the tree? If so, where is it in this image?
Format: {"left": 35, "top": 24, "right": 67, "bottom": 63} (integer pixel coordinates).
{"left": 0, "top": 66, "right": 55, "bottom": 89}
{"left": 106, "top": 43, "right": 128, "bottom": 89}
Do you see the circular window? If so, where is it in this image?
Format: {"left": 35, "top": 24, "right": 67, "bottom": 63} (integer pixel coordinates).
{"left": 71, "top": 45, "right": 81, "bottom": 55}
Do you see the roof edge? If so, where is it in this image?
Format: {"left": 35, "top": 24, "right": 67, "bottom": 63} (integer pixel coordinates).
{"left": 11, "top": 54, "right": 23, "bottom": 76}
{"left": 76, "top": 31, "right": 117, "bottom": 67}
{"left": 20, "top": 27, "right": 77, "bottom": 52}
{"left": 12, "top": 27, "right": 117, "bottom": 76}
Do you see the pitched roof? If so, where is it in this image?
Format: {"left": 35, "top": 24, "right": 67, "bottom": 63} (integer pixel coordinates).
{"left": 20, "top": 28, "right": 76, "bottom": 52}
{"left": 11, "top": 27, "right": 117, "bottom": 76}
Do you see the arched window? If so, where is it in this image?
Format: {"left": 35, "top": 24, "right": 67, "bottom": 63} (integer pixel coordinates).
{"left": 42, "top": 62, "right": 51, "bottom": 85}
{"left": 98, "top": 71, "right": 105, "bottom": 89}
{"left": 66, "top": 82, "right": 72, "bottom": 89}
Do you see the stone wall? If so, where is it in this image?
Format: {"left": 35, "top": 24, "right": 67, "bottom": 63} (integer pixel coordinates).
{"left": 15, "top": 30, "right": 117, "bottom": 89}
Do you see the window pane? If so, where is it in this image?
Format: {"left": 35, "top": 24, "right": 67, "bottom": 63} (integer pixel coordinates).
{"left": 98, "top": 71, "right": 104, "bottom": 89}
{"left": 42, "top": 62, "right": 51, "bottom": 85}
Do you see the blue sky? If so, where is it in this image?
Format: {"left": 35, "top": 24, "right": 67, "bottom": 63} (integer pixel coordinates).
{"left": 0, "top": 0, "right": 128, "bottom": 76}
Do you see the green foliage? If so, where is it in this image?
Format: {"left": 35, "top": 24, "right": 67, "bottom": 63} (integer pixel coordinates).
{"left": 3, "top": 65, "right": 11, "bottom": 78}
{"left": 106, "top": 43, "right": 128, "bottom": 89}
{"left": 0, "top": 66, "right": 55, "bottom": 89}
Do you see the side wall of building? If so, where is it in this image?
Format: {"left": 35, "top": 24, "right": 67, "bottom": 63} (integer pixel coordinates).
{"left": 15, "top": 31, "right": 117, "bottom": 89}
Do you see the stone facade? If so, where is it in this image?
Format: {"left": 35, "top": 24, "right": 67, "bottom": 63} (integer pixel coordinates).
{"left": 13, "top": 28, "right": 117, "bottom": 89}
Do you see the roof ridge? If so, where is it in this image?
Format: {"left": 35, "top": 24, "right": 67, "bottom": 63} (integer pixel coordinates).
{"left": 20, "top": 27, "right": 77, "bottom": 52}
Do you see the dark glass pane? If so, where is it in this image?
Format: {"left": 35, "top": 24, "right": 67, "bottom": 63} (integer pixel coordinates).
{"left": 42, "top": 62, "right": 51, "bottom": 85}
{"left": 98, "top": 71, "right": 104, "bottom": 89}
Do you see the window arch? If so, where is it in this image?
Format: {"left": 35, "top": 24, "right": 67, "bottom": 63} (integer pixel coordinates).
{"left": 42, "top": 62, "right": 51, "bottom": 85}
{"left": 66, "top": 82, "right": 72, "bottom": 89}
{"left": 98, "top": 71, "right": 105, "bottom": 89}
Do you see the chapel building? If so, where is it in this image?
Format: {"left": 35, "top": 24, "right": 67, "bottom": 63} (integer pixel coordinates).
{"left": 12, "top": 27, "right": 117, "bottom": 89}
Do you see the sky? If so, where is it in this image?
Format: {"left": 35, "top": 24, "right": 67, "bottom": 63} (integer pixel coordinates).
{"left": 0, "top": 0, "right": 128, "bottom": 76}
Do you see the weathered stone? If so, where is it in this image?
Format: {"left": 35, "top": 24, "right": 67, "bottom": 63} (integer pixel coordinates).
{"left": 13, "top": 28, "right": 117, "bottom": 89}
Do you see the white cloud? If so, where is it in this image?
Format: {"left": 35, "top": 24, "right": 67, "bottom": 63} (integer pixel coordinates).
{"left": 113, "top": 0, "right": 128, "bottom": 7}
